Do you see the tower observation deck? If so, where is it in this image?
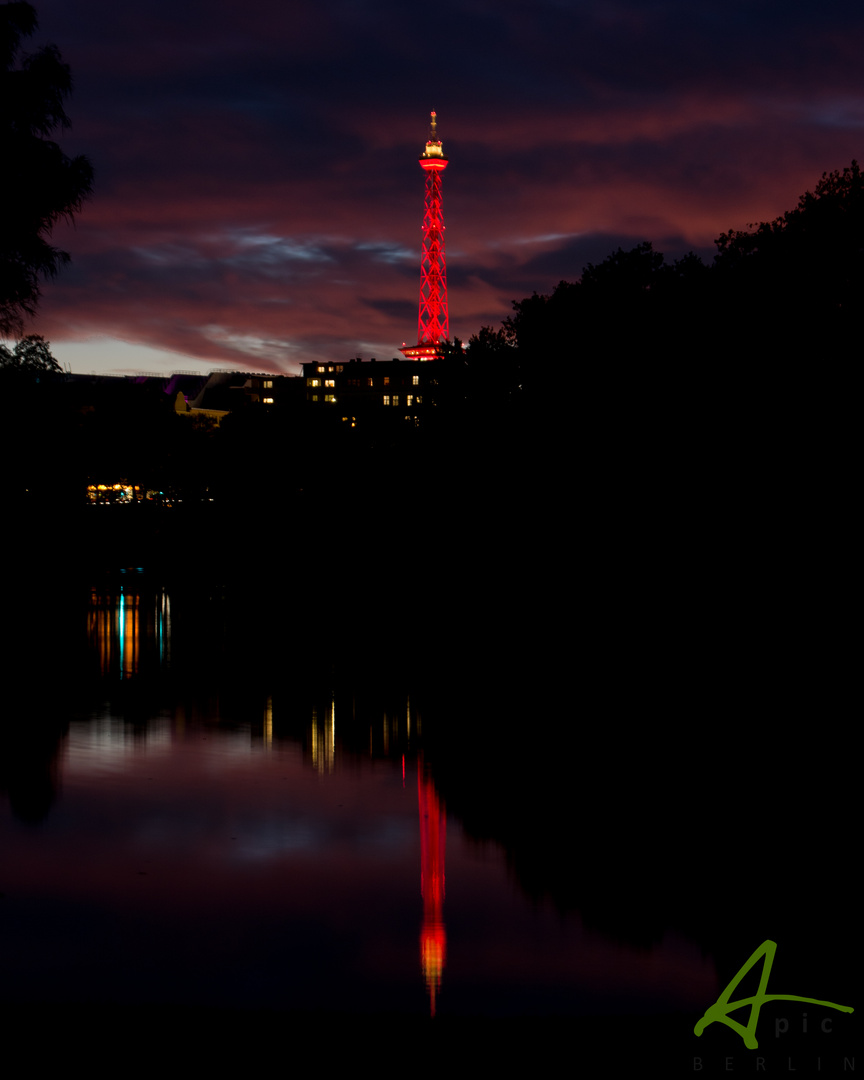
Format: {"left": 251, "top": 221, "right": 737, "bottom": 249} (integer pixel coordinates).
{"left": 400, "top": 111, "right": 449, "bottom": 360}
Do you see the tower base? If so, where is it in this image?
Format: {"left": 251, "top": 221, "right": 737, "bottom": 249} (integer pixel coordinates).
{"left": 399, "top": 342, "right": 444, "bottom": 360}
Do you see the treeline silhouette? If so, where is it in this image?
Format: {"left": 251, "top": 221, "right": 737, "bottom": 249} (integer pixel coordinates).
{"left": 469, "top": 160, "right": 864, "bottom": 378}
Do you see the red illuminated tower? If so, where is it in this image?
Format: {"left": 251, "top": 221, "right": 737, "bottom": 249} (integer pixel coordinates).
{"left": 400, "top": 111, "right": 449, "bottom": 361}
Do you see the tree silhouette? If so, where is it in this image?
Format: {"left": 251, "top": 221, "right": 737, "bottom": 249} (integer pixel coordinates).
{"left": 465, "top": 325, "right": 520, "bottom": 406}
{"left": 714, "top": 160, "right": 864, "bottom": 354}
{"left": 496, "top": 243, "right": 702, "bottom": 394}
{"left": 0, "top": 1, "right": 93, "bottom": 335}
{"left": 483, "top": 161, "right": 864, "bottom": 373}
{"left": 0, "top": 331, "right": 61, "bottom": 375}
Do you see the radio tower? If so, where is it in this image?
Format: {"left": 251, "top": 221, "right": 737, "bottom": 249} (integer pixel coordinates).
{"left": 400, "top": 111, "right": 449, "bottom": 360}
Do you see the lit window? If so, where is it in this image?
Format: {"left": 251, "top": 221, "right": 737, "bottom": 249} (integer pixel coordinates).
{"left": 406, "top": 395, "right": 413, "bottom": 406}
{"left": 412, "top": 375, "right": 419, "bottom": 386}
{"left": 311, "top": 394, "right": 319, "bottom": 401}
{"left": 367, "top": 378, "right": 374, "bottom": 387}
{"left": 383, "top": 394, "right": 390, "bottom": 406}
{"left": 383, "top": 376, "right": 390, "bottom": 386}
{"left": 392, "top": 395, "right": 399, "bottom": 406}
{"left": 324, "top": 394, "right": 336, "bottom": 403}
{"left": 325, "top": 379, "right": 335, "bottom": 387}
{"left": 263, "top": 380, "right": 273, "bottom": 388}
{"left": 317, "top": 366, "right": 325, "bottom": 373}
{"left": 327, "top": 366, "right": 334, "bottom": 372}
{"left": 416, "top": 395, "right": 422, "bottom": 404}
{"left": 335, "top": 365, "right": 343, "bottom": 373}
{"left": 308, "top": 378, "right": 320, "bottom": 387}
{"left": 263, "top": 397, "right": 274, "bottom": 404}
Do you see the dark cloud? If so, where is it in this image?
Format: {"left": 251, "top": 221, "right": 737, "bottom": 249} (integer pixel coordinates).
{"left": 21, "top": 0, "right": 864, "bottom": 371}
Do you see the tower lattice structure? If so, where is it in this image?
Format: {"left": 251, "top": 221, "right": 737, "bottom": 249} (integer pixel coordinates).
{"left": 400, "top": 111, "right": 449, "bottom": 360}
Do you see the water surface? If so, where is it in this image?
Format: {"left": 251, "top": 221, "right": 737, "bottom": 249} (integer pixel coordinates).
{"left": 1, "top": 582, "right": 714, "bottom": 1024}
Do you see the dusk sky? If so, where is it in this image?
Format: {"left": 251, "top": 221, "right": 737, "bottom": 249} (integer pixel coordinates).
{"left": 21, "top": 0, "right": 864, "bottom": 375}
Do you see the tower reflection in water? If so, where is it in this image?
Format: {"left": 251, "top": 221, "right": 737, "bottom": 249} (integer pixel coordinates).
{"left": 418, "top": 756, "right": 446, "bottom": 1015}
{"left": 82, "top": 586, "right": 449, "bottom": 1013}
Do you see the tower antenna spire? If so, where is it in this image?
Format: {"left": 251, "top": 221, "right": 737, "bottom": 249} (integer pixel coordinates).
{"left": 400, "top": 111, "right": 449, "bottom": 360}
